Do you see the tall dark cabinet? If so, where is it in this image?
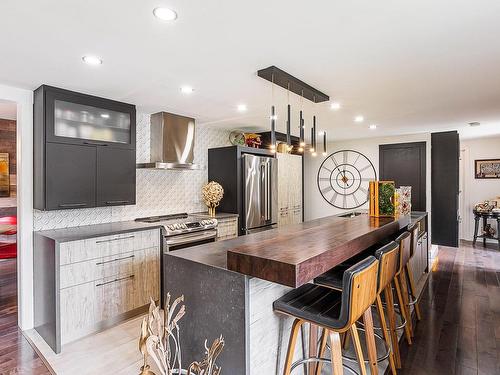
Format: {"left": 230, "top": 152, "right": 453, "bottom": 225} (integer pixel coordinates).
{"left": 431, "top": 131, "right": 460, "bottom": 247}
{"left": 34, "top": 85, "right": 136, "bottom": 210}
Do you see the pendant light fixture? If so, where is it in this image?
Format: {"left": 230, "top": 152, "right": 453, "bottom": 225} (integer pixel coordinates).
{"left": 270, "top": 73, "right": 276, "bottom": 153}
{"left": 299, "top": 89, "right": 305, "bottom": 152}
{"left": 286, "top": 83, "right": 292, "bottom": 151}
{"left": 311, "top": 114, "right": 317, "bottom": 157}
{"left": 322, "top": 131, "right": 327, "bottom": 156}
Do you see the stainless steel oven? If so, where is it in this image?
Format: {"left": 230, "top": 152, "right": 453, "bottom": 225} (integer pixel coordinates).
{"left": 163, "top": 229, "right": 217, "bottom": 252}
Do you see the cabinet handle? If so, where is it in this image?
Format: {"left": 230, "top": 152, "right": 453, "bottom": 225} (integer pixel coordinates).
{"left": 83, "top": 141, "right": 108, "bottom": 146}
{"left": 95, "top": 235, "right": 135, "bottom": 244}
{"left": 105, "top": 200, "right": 130, "bottom": 205}
{"left": 59, "top": 203, "right": 87, "bottom": 208}
{"left": 96, "top": 254, "right": 135, "bottom": 266}
{"left": 96, "top": 274, "right": 135, "bottom": 287}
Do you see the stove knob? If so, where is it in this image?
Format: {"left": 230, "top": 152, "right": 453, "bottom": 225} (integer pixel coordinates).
{"left": 167, "top": 225, "right": 174, "bottom": 231}
{"left": 181, "top": 223, "right": 187, "bottom": 229}
{"left": 175, "top": 224, "right": 181, "bottom": 229}
{"left": 201, "top": 220, "right": 207, "bottom": 225}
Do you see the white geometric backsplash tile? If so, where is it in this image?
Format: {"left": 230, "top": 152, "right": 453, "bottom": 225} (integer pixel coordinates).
{"left": 33, "top": 113, "right": 232, "bottom": 231}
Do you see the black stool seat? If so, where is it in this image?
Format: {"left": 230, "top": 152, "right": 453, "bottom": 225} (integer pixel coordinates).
{"left": 274, "top": 284, "right": 345, "bottom": 329}
{"left": 274, "top": 256, "right": 377, "bottom": 331}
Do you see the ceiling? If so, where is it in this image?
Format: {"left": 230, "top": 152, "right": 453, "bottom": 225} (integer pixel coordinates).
{"left": 1, "top": 0, "right": 500, "bottom": 140}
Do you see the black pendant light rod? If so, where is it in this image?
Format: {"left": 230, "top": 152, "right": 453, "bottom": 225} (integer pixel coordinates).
{"left": 312, "top": 115, "right": 317, "bottom": 153}
{"left": 271, "top": 105, "right": 276, "bottom": 149}
{"left": 323, "top": 131, "right": 327, "bottom": 156}
{"left": 299, "top": 110, "right": 304, "bottom": 147}
{"left": 286, "top": 104, "right": 291, "bottom": 147}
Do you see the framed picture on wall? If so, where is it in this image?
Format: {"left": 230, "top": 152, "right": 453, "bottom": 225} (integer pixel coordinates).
{"left": 0, "top": 153, "right": 10, "bottom": 197}
{"left": 475, "top": 159, "right": 500, "bottom": 179}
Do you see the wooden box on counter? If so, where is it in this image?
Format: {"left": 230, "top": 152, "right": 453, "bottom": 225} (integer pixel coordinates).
{"left": 369, "top": 180, "right": 396, "bottom": 218}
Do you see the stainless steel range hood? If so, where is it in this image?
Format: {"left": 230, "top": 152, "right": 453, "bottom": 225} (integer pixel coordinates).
{"left": 137, "top": 111, "right": 199, "bottom": 170}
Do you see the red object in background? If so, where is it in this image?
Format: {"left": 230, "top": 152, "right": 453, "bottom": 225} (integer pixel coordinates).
{"left": 0, "top": 216, "right": 17, "bottom": 235}
{"left": 0, "top": 216, "right": 17, "bottom": 259}
{"left": 0, "top": 242, "right": 16, "bottom": 259}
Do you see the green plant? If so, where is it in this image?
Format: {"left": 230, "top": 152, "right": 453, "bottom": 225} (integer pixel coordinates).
{"left": 379, "top": 183, "right": 395, "bottom": 216}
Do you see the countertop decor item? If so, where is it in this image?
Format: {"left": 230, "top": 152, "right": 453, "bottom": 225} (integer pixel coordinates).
{"left": 396, "top": 186, "right": 412, "bottom": 216}
{"left": 317, "top": 150, "right": 377, "bottom": 210}
{"left": 369, "top": 181, "right": 396, "bottom": 217}
{"left": 243, "top": 133, "right": 262, "bottom": 148}
{"left": 475, "top": 159, "right": 500, "bottom": 179}
{"left": 0, "top": 153, "right": 10, "bottom": 197}
{"left": 202, "top": 181, "right": 224, "bottom": 217}
{"left": 228, "top": 131, "right": 245, "bottom": 146}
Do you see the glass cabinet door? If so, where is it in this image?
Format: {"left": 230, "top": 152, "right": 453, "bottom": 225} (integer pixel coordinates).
{"left": 54, "top": 100, "right": 131, "bottom": 144}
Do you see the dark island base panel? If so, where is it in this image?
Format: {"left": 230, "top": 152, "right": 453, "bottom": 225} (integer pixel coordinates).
{"left": 163, "top": 256, "right": 248, "bottom": 374}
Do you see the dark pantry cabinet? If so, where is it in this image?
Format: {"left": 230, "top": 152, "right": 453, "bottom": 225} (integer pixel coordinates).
{"left": 34, "top": 85, "right": 136, "bottom": 210}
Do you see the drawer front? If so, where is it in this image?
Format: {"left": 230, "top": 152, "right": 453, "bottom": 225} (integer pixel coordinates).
{"left": 217, "top": 218, "right": 238, "bottom": 240}
{"left": 60, "top": 229, "right": 160, "bottom": 265}
{"left": 60, "top": 251, "right": 137, "bottom": 289}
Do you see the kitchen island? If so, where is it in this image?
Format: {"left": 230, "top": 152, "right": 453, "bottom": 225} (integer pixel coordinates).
{"left": 163, "top": 211, "right": 428, "bottom": 374}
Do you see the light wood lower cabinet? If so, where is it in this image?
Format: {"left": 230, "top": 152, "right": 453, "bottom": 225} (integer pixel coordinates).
{"left": 34, "top": 228, "right": 160, "bottom": 353}
{"left": 216, "top": 217, "right": 238, "bottom": 240}
{"left": 277, "top": 153, "right": 303, "bottom": 227}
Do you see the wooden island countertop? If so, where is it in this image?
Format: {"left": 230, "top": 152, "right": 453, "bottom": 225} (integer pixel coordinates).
{"left": 227, "top": 213, "right": 416, "bottom": 287}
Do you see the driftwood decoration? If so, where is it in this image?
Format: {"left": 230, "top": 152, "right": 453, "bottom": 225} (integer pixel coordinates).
{"left": 201, "top": 181, "right": 224, "bottom": 217}
{"left": 139, "top": 295, "right": 186, "bottom": 375}
{"left": 187, "top": 336, "right": 225, "bottom": 375}
{"left": 139, "top": 295, "right": 225, "bottom": 375}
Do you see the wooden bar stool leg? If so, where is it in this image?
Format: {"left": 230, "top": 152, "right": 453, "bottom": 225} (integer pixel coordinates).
{"left": 315, "top": 328, "right": 328, "bottom": 375}
{"left": 350, "top": 323, "right": 367, "bottom": 375}
{"left": 376, "top": 295, "right": 397, "bottom": 375}
{"left": 405, "top": 265, "right": 422, "bottom": 321}
{"left": 363, "top": 309, "right": 378, "bottom": 375}
{"left": 384, "top": 286, "right": 401, "bottom": 368}
{"left": 283, "top": 319, "right": 304, "bottom": 375}
{"left": 393, "top": 278, "right": 412, "bottom": 345}
{"left": 329, "top": 331, "right": 344, "bottom": 375}
{"left": 309, "top": 323, "right": 319, "bottom": 374}
{"left": 398, "top": 273, "right": 413, "bottom": 337}
{"left": 341, "top": 330, "right": 351, "bottom": 350}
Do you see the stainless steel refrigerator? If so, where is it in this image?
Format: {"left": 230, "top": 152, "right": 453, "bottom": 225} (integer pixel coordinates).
{"left": 242, "top": 154, "right": 278, "bottom": 234}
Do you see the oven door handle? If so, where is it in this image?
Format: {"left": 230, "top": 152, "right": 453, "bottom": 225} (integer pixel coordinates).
{"left": 165, "top": 230, "right": 217, "bottom": 246}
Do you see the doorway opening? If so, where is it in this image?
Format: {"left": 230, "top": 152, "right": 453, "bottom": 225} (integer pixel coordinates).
{"left": 0, "top": 98, "right": 18, "bottom": 325}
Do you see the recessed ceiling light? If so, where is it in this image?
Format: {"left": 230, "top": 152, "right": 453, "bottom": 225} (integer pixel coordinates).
{"left": 330, "top": 102, "right": 341, "bottom": 110}
{"left": 153, "top": 7, "right": 178, "bottom": 21}
{"left": 180, "top": 86, "right": 194, "bottom": 94}
{"left": 468, "top": 121, "right": 480, "bottom": 127}
{"left": 369, "top": 124, "right": 377, "bottom": 130}
{"left": 237, "top": 104, "right": 247, "bottom": 112}
{"left": 100, "top": 113, "right": 110, "bottom": 119}
{"left": 82, "top": 55, "right": 102, "bottom": 65}
{"left": 354, "top": 115, "right": 364, "bottom": 123}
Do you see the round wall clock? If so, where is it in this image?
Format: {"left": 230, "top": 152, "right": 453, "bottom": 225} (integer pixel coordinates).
{"left": 317, "top": 150, "right": 377, "bottom": 209}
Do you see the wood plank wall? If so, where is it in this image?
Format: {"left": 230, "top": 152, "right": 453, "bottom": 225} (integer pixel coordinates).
{"left": 0, "top": 118, "right": 16, "bottom": 196}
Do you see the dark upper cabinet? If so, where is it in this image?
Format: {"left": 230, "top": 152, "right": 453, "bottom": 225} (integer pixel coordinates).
{"left": 97, "top": 147, "right": 136, "bottom": 207}
{"left": 45, "top": 143, "right": 97, "bottom": 210}
{"left": 34, "top": 85, "right": 137, "bottom": 211}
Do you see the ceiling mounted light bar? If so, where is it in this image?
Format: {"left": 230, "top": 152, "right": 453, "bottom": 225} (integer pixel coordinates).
{"left": 257, "top": 66, "right": 330, "bottom": 103}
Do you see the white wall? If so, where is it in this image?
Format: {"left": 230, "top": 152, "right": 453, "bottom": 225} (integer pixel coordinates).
{"left": 459, "top": 136, "right": 500, "bottom": 241}
{"left": 304, "top": 133, "right": 432, "bottom": 222}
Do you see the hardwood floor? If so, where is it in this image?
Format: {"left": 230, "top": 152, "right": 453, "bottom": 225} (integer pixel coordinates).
{"left": 398, "top": 241, "right": 500, "bottom": 375}
{"left": 0, "top": 259, "right": 51, "bottom": 375}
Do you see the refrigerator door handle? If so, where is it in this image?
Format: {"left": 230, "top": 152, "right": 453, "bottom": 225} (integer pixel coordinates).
{"left": 260, "top": 163, "right": 266, "bottom": 221}
{"left": 267, "top": 161, "right": 272, "bottom": 221}
{"left": 264, "top": 162, "right": 269, "bottom": 220}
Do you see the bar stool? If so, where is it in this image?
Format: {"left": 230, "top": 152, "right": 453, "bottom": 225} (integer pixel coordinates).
{"left": 274, "top": 256, "right": 379, "bottom": 375}
{"left": 407, "top": 224, "right": 422, "bottom": 323}
{"left": 393, "top": 232, "right": 413, "bottom": 343}
{"left": 315, "top": 242, "right": 400, "bottom": 375}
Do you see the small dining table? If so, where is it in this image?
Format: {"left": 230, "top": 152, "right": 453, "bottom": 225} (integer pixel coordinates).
{"left": 473, "top": 210, "right": 500, "bottom": 248}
